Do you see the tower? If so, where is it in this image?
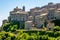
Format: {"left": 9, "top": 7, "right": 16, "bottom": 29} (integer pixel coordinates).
{"left": 22, "top": 6, "right": 25, "bottom": 11}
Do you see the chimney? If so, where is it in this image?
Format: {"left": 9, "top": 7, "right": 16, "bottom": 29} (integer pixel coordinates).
{"left": 23, "top": 6, "right": 25, "bottom": 11}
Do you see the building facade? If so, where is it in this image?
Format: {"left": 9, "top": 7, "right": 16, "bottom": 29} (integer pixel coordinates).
{"left": 3, "top": 2, "right": 60, "bottom": 30}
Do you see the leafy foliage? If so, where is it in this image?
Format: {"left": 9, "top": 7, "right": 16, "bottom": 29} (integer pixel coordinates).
{"left": 54, "top": 26, "right": 60, "bottom": 31}
{"left": 1, "top": 20, "right": 60, "bottom": 40}
{"left": 2, "top": 20, "right": 25, "bottom": 32}
{"left": 0, "top": 30, "right": 60, "bottom": 40}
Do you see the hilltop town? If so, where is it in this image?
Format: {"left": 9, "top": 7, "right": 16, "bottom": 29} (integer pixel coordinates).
{"left": 1, "top": 2, "right": 60, "bottom": 40}
{"left": 2, "top": 2, "right": 60, "bottom": 30}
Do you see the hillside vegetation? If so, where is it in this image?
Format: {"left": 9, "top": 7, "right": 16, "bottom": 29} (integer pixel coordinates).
{"left": 1, "top": 20, "right": 60, "bottom": 40}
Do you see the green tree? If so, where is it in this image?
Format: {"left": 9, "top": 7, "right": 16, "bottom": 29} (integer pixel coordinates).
{"left": 2, "top": 23, "right": 10, "bottom": 32}
{"left": 26, "top": 36, "right": 35, "bottom": 40}
{"left": 2, "top": 20, "right": 19, "bottom": 32}
{"left": 5, "top": 37, "right": 11, "bottom": 40}
{"left": 54, "top": 26, "right": 60, "bottom": 31}
{"left": 40, "top": 35, "right": 48, "bottom": 40}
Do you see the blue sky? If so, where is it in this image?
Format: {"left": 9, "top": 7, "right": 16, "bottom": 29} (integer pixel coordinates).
{"left": 0, "top": 0, "right": 60, "bottom": 26}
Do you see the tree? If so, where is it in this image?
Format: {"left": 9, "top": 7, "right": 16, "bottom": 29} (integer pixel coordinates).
{"left": 5, "top": 37, "right": 11, "bottom": 40}
{"left": 2, "top": 23, "right": 10, "bottom": 32}
{"left": 10, "top": 25, "right": 18, "bottom": 32}
{"left": 54, "top": 26, "right": 60, "bottom": 31}
{"left": 2, "top": 21, "right": 19, "bottom": 32}
{"left": 40, "top": 35, "right": 48, "bottom": 40}
{"left": 26, "top": 36, "right": 35, "bottom": 40}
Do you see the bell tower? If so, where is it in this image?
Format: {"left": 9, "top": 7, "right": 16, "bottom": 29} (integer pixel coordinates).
{"left": 22, "top": 6, "right": 25, "bottom": 11}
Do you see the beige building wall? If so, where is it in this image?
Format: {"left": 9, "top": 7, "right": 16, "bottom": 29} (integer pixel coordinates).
{"left": 35, "top": 13, "right": 48, "bottom": 28}
{"left": 25, "top": 21, "right": 33, "bottom": 30}
{"left": 28, "top": 16, "right": 33, "bottom": 21}
{"left": 10, "top": 11, "right": 28, "bottom": 22}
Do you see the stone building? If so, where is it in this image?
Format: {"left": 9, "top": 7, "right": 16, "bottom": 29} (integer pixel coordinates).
{"left": 54, "top": 8, "right": 60, "bottom": 19}
{"left": 25, "top": 21, "right": 33, "bottom": 30}
{"left": 9, "top": 6, "right": 29, "bottom": 28}
{"left": 9, "top": 6, "right": 28, "bottom": 21}
{"left": 3, "top": 2, "right": 60, "bottom": 30}
{"left": 2, "top": 19, "right": 8, "bottom": 24}
{"left": 28, "top": 16, "right": 33, "bottom": 21}
{"left": 10, "top": 11, "right": 28, "bottom": 22}
{"left": 47, "top": 22, "right": 54, "bottom": 30}
{"left": 35, "top": 13, "right": 48, "bottom": 28}
{"left": 47, "top": 8, "right": 55, "bottom": 20}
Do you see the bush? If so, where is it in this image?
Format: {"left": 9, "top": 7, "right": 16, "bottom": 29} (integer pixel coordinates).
{"left": 54, "top": 26, "right": 60, "bottom": 31}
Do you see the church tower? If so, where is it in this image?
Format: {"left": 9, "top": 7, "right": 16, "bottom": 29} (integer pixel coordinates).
{"left": 22, "top": 6, "right": 25, "bottom": 11}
